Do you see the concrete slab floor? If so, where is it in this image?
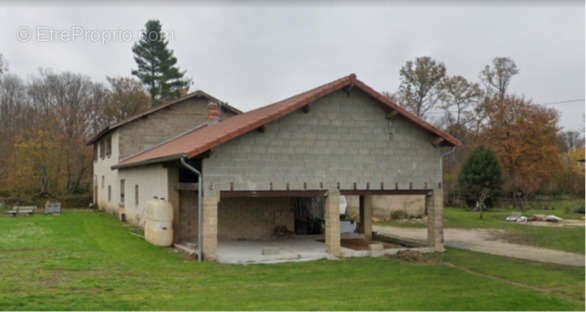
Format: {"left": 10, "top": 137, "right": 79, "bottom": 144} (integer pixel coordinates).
{"left": 217, "top": 237, "right": 335, "bottom": 264}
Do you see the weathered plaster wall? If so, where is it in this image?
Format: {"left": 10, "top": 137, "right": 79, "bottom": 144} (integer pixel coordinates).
{"left": 118, "top": 164, "right": 170, "bottom": 228}
{"left": 94, "top": 131, "right": 120, "bottom": 214}
{"left": 203, "top": 89, "right": 444, "bottom": 192}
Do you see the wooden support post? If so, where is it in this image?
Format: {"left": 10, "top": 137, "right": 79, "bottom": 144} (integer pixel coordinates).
{"left": 358, "top": 195, "right": 365, "bottom": 233}
{"left": 364, "top": 195, "right": 373, "bottom": 240}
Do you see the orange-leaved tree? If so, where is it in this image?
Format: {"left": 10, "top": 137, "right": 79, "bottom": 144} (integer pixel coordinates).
{"left": 482, "top": 95, "right": 561, "bottom": 208}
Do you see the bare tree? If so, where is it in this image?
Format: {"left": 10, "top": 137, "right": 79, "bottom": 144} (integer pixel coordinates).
{"left": 558, "top": 130, "right": 585, "bottom": 153}
{"left": 396, "top": 56, "right": 446, "bottom": 118}
{"left": 479, "top": 57, "right": 519, "bottom": 103}
{"left": 0, "top": 53, "right": 7, "bottom": 75}
{"left": 439, "top": 75, "right": 484, "bottom": 127}
{"left": 102, "top": 76, "right": 150, "bottom": 125}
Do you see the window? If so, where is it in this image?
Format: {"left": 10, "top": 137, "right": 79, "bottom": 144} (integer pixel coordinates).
{"left": 93, "top": 144, "right": 97, "bottom": 161}
{"left": 99, "top": 140, "right": 105, "bottom": 159}
{"left": 108, "top": 185, "right": 111, "bottom": 202}
{"left": 106, "top": 136, "right": 112, "bottom": 157}
{"left": 101, "top": 176, "right": 105, "bottom": 189}
{"left": 135, "top": 184, "right": 139, "bottom": 207}
{"left": 120, "top": 179, "right": 125, "bottom": 206}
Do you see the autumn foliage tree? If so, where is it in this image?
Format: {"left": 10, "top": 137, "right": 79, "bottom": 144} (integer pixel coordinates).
{"left": 483, "top": 95, "right": 561, "bottom": 208}
{"left": 0, "top": 58, "right": 148, "bottom": 202}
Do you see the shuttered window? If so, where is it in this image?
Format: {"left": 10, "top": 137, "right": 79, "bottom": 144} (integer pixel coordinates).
{"left": 135, "top": 184, "right": 139, "bottom": 207}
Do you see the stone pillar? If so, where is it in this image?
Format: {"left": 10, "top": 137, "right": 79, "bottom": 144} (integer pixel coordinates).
{"left": 202, "top": 191, "right": 219, "bottom": 261}
{"left": 363, "top": 195, "right": 373, "bottom": 240}
{"left": 426, "top": 187, "right": 444, "bottom": 251}
{"left": 324, "top": 189, "right": 341, "bottom": 257}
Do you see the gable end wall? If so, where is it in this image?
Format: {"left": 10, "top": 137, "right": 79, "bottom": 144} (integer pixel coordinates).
{"left": 203, "top": 89, "right": 444, "bottom": 191}
{"left": 118, "top": 98, "right": 236, "bottom": 160}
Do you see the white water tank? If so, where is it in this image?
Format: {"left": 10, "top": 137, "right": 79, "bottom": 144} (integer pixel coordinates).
{"left": 145, "top": 197, "right": 174, "bottom": 246}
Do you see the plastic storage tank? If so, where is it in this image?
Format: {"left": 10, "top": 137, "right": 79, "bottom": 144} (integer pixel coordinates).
{"left": 145, "top": 197, "right": 174, "bottom": 246}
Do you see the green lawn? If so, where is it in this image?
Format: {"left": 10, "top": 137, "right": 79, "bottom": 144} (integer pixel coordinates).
{"left": 0, "top": 211, "right": 583, "bottom": 310}
{"left": 378, "top": 199, "right": 585, "bottom": 254}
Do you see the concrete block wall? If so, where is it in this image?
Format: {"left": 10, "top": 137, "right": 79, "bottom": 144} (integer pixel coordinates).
{"left": 203, "top": 89, "right": 445, "bottom": 192}
{"left": 218, "top": 197, "right": 294, "bottom": 240}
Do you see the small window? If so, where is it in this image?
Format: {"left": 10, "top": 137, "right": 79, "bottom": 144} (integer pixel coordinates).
{"left": 101, "top": 176, "right": 105, "bottom": 189}
{"left": 100, "top": 140, "right": 105, "bottom": 159}
{"left": 106, "top": 136, "right": 112, "bottom": 157}
{"left": 135, "top": 184, "right": 139, "bottom": 207}
{"left": 108, "top": 185, "right": 111, "bottom": 202}
{"left": 120, "top": 179, "right": 125, "bottom": 206}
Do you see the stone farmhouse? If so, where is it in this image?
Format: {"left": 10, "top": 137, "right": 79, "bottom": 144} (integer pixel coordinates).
{"left": 89, "top": 74, "right": 460, "bottom": 262}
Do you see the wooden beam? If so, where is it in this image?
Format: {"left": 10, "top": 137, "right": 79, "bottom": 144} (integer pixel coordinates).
{"left": 343, "top": 84, "right": 354, "bottom": 96}
{"left": 432, "top": 137, "right": 445, "bottom": 146}
{"left": 340, "top": 189, "right": 431, "bottom": 196}
{"left": 386, "top": 110, "right": 399, "bottom": 120}
{"left": 220, "top": 189, "right": 432, "bottom": 198}
{"left": 174, "top": 183, "right": 198, "bottom": 191}
{"left": 221, "top": 190, "right": 325, "bottom": 198}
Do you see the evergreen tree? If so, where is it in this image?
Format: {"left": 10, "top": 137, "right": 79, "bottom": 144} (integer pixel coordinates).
{"left": 458, "top": 146, "right": 503, "bottom": 216}
{"left": 132, "top": 20, "right": 191, "bottom": 104}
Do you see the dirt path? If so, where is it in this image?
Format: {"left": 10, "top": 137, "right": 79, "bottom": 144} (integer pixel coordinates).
{"left": 373, "top": 225, "right": 585, "bottom": 267}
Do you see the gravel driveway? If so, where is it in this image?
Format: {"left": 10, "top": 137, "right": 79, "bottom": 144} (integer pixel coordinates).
{"left": 373, "top": 225, "right": 585, "bottom": 267}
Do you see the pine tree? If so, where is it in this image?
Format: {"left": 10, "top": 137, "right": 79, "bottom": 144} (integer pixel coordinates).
{"left": 132, "top": 20, "right": 191, "bottom": 104}
{"left": 458, "top": 146, "right": 503, "bottom": 215}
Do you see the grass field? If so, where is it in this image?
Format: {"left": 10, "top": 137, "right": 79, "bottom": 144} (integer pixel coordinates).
{"left": 0, "top": 211, "right": 583, "bottom": 310}
{"left": 378, "top": 199, "right": 585, "bottom": 254}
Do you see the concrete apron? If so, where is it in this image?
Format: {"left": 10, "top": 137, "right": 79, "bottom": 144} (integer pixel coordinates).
{"left": 206, "top": 233, "right": 434, "bottom": 264}
{"left": 217, "top": 237, "right": 334, "bottom": 264}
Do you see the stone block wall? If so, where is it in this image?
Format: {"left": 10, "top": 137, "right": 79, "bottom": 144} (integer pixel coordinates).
{"left": 218, "top": 197, "right": 294, "bottom": 240}
{"left": 346, "top": 195, "right": 426, "bottom": 218}
{"left": 118, "top": 97, "right": 236, "bottom": 160}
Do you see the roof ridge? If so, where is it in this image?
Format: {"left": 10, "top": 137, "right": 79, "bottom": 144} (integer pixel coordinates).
{"left": 113, "top": 73, "right": 460, "bottom": 170}
{"left": 87, "top": 89, "right": 239, "bottom": 145}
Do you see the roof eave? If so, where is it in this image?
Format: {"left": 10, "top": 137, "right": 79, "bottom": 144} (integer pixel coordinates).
{"left": 111, "top": 153, "right": 185, "bottom": 170}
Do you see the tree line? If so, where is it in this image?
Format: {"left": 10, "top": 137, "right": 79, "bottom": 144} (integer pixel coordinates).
{"left": 390, "top": 56, "right": 584, "bottom": 209}
{"left": 0, "top": 20, "right": 190, "bottom": 204}
{"left": 0, "top": 20, "right": 583, "bottom": 208}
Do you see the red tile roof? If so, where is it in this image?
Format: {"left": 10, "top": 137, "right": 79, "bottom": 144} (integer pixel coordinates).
{"left": 113, "top": 74, "right": 461, "bottom": 169}
{"left": 87, "top": 90, "right": 241, "bottom": 145}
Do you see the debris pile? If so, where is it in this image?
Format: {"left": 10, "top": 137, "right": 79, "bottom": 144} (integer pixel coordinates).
{"left": 506, "top": 213, "right": 564, "bottom": 223}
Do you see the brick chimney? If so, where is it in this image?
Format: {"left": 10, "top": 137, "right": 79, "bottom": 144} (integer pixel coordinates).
{"left": 208, "top": 101, "right": 220, "bottom": 124}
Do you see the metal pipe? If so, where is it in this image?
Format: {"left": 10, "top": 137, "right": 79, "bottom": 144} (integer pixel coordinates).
{"left": 439, "top": 146, "right": 456, "bottom": 189}
{"left": 180, "top": 156, "right": 203, "bottom": 262}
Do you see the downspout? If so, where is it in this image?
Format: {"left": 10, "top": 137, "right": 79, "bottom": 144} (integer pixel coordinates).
{"left": 180, "top": 156, "right": 203, "bottom": 262}
{"left": 439, "top": 146, "right": 456, "bottom": 190}
{"left": 438, "top": 145, "right": 456, "bottom": 245}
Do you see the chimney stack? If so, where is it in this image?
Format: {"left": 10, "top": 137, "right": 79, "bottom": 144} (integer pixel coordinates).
{"left": 208, "top": 101, "right": 220, "bottom": 124}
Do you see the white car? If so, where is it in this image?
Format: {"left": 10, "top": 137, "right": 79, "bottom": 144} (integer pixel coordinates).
{"left": 339, "top": 195, "right": 347, "bottom": 216}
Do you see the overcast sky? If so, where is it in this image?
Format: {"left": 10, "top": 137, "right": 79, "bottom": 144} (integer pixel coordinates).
{"left": 1, "top": 2, "right": 584, "bottom": 131}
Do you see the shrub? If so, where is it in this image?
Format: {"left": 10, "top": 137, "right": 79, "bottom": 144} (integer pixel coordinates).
{"left": 458, "top": 146, "right": 503, "bottom": 209}
{"left": 391, "top": 210, "right": 408, "bottom": 220}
